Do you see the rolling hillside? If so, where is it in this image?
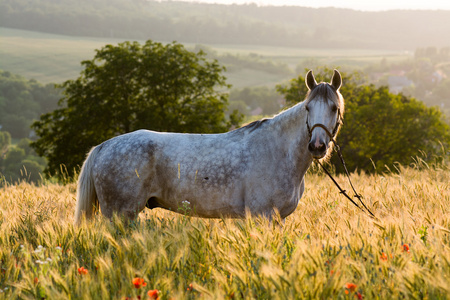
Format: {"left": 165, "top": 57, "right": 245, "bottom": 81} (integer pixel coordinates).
{"left": 1, "top": 0, "right": 450, "bottom": 50}
{"left": 0, "top": 27, "right": 407, "bottom": 86}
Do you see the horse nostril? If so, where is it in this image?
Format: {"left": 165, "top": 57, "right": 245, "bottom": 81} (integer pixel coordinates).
{"left": 318, "top": 143, "right": 326, "bottom": 152}
{"left": 308, "top": 140, "right": 327, "bottom": 154}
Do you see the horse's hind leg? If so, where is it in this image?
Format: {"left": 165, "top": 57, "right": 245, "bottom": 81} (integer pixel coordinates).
{"left": 96, "top": 187, "right": 147, "bottom": 222}
{"left": 98, "top": 200, "right": 144, "bottom": 222}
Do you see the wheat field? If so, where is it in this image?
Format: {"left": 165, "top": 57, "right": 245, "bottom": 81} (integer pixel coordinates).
{"left": 0, "top": 160, "right": 449, "bottom": 299}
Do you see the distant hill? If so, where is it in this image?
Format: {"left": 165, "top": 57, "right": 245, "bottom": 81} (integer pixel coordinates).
{"left": 1, "top": 0, "right": 450, "bottom": 50}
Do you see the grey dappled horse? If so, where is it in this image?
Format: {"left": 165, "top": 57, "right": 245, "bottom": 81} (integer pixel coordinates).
{"left": 75, "top": 70, "right": 344, "bottom": 223}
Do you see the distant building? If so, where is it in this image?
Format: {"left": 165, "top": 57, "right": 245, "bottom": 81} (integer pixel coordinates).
{"left": 431, "top": 70, "right": 446, "bottom": 83}
{"left": 387, "top": 76, "right": 413, "bottom": 94}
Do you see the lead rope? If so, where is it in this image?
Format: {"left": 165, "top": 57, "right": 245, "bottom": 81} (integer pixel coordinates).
{"left": 307, "top": 109, "right": 376, "bottom": 219}
{"left": 316, "top": 140, "right": 377, "bottom": 219}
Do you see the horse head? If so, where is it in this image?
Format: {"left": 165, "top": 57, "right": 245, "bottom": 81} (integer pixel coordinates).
{"left": 305, "top": 70, "right": 344, "bottom": 159}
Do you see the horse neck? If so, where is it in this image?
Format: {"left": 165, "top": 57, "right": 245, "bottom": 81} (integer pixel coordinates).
{"left": 271, "top": 101, "right": 311, "bottom": 162}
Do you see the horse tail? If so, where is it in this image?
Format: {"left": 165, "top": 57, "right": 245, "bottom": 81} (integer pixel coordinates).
{"left": 74, "top": 146, "right": 99, "bottom": 224}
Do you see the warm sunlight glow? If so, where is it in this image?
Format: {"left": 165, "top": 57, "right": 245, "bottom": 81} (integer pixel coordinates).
{"left": 166, "top": 0, "right": 450, "bottom": 11}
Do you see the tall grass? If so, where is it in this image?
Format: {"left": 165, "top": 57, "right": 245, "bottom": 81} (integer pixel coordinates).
{"left": 0, "top": 160, "right": 449, "bottom": 299}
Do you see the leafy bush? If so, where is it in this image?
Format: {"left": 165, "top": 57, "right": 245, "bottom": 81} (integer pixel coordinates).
{"left": 277, "top": 67, "right": 450, "bottom": 173}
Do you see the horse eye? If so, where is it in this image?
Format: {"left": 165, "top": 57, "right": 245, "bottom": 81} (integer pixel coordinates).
{"left": 331, "top": 105, "right": 338, "bottom": 112}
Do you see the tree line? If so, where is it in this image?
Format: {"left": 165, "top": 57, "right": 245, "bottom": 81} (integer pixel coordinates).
{"left": 0, "top": 70, "right": 60, "bottom": 138}
{"left": 0, "top": 71, "right": 58, "bottom": 184}
{"left": 1, "top": 41, "right": 449, "bottom": 184}
{"left": 362, "top": 47, "right": 450, "bottom": 114}
{"left": 277, "top": 67, "right": 450, "bottom": 173}
{"left": 2, "top": 0, "right": 450, "bottom": 50}
{"left": 0, "top": 131, "right": 46, "bottom": 185}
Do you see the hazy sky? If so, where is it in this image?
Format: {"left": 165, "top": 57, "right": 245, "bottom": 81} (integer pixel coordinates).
{"left": 169, "top": 0, "right": 450, "bottom": 11}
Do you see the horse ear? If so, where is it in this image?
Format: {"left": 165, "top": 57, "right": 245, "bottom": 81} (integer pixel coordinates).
{"left": 305, "top": 70, "right": 317, "bottom": 90}
{"left": 331, "top": 69, "right": 342, "bottom": 90}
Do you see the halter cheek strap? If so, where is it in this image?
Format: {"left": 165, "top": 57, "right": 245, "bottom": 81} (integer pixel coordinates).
{"left": 305, "top": 108, "right": 376, "bottom": 219}
{"left": 306, "top": 109, "right": 342, "bottom": 140}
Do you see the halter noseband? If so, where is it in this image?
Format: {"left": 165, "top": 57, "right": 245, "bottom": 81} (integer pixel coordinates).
{"left": 306, "top": 108, "right": 342, "bottom": 140}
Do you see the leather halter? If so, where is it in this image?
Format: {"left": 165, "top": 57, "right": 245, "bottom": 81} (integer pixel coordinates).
{"left": 306, "top": 108, "right": 342, "bottom": 140}
{"left": 305, "top": 107, "right": 376, "bottom": 219}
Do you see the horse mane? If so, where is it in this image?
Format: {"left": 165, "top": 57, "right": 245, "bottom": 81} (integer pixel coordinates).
{"left": 235, "top": 118, "right": 270, "bottom": 133}
{"left": 231, "top": 82, "right": 345, "bottom": 147}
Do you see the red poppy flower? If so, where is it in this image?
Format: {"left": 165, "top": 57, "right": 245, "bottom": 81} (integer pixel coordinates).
{"left": 345, "top": 283, "right": 357, "bottom": 292}
{"left": 380, "top": 252, "right": 388, "bottom": 261}
{"left": 34, "top": 277, "right": 39, "bottom": 284}
{"left": 132, "top": 277, "right": 147, "bottom": 289}
{"left": 401, "top": 244, "right": 410, "bottom": 253}
{"left": 355, "top": 292, "right": 363, "bottom": 299}
{"left": 78, "top": 267, "right": 88, "bottom": 275}
{"left": 147, "top": 289, "right": 159, "bottom": 299}
{"left": 249, "top": 233, "right": 258, "bottom": 240}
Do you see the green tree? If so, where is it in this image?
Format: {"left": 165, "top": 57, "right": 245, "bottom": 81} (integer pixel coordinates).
{"left": 31, "top": 40, "right": 241, "bottom": 178}
{"left": 1, "top": 115, "right": 29, "bottom": 138}
{"left": 4, "top": 147, "right": 25, "bottom": 167}
{"left": 0, "top": 131, "right": 11, "bottom": 155}
{"left": 0, "top": 148, "right": 44, "bottom": 185}
{"left": 17, "top": 138, "right": 34, "bottom": 156}
{"left": 277, "top": 68, "right": 450, "bottom": 173}
{"left": 0, "top": 131, "right": 11, "bottom": 173}
{"left": 0, "top": 70, "right": 60, "bottom": 139}
{"left": 0, "top": 136, "right": 46, "bottom": 185}
{"left": 18, "top": 160, "right": 44, "bottom": 184}
{"left": 1, "top": 147, "right": 25, "bottom": 182}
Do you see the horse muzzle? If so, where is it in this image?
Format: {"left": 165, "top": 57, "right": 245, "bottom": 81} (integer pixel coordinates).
{"left": 308, "top": 137, "right": 328, "bottom": 159}
{"left": 307, "top": 123, "right": 334, "bottom": 159}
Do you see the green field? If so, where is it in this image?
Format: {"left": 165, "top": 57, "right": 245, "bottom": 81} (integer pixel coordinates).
{"left": 0, "top": 27, "right": 410, "bottom": 88}
{"left": 0, "top": 28, "right": 124, "bottom": 84}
